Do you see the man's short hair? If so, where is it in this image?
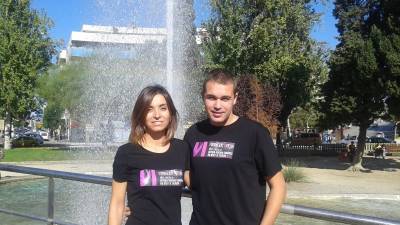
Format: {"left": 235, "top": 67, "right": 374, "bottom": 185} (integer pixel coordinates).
{"left": 202, "top": 69, "right": 238, "bottom": 96}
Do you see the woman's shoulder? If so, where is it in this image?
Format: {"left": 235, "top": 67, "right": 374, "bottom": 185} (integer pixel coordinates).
{"left": 116, "top": 142, "right": 139, "bottom": 155}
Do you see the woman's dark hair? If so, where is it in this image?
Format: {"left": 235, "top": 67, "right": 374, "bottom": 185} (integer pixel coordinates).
{"left": 129, "top": 85, "right": 178, "bottom": 144}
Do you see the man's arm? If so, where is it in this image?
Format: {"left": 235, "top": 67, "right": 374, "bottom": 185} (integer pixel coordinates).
{"left": 184, "top": 170, "right": 191, "bottom": 188}
{"left": 260, "top": 171, "right": 286, "bottom": 225}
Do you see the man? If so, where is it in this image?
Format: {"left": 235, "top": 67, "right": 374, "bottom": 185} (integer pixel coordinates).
{"left": 348, "top": 141, "right": 356, "bottom": 162}
{"left": 184, "top": 69, "right": 286, "bottom": 225}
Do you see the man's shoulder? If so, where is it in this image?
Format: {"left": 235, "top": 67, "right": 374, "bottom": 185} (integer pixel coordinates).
{"left": 186, "top": 119, "right": 209, "bottom": 132}
{"left": 239, "top": 117, "right": 266, "bottom": 129}
{"left": 183, "top": 119, "right": 210, "bottom": 142}
{"left": 238, "top": 117, "right": 272, "bottom": 136}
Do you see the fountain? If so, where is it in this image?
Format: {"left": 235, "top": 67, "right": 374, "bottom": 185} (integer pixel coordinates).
{"left": 65, "top": 0, "right": 203, "bottom": 144}
{"left": 53, "top": 0, "right": 200, "bottom": 224}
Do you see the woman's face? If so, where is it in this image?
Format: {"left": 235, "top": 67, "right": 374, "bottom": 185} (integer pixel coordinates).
{"left": 144, "top": 94, "right": 171, "bottom": 135}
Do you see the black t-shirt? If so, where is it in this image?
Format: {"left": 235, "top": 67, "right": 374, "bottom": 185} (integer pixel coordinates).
{"left": 184, "top": 117, "right": 282, "bottom": 225}
{"left": 113, "top": 138, "right": 190, "bottom": 225}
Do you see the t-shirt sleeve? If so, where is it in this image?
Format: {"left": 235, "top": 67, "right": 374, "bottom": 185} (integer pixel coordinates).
{"left": 183, "top": 127, "right": 191, "bottom": 143}
{"left": 183, "top": 128, "right": 193, "bottom": 171}
{"left": 254, "top": 124, "right": 282, "bottom": 177}
{"left": 112, "top": 146, "right": 128, "bottom": 182}
{"left": 184, "top": 141, "right": 191, "bottom": 171}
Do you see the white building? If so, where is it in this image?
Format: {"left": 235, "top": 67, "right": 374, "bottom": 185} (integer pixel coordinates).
{"left": 58, "top": 25, "right": 167, "bottom": 64}
{"left": 58, "top": 24, "right": 208, "bottom": 64}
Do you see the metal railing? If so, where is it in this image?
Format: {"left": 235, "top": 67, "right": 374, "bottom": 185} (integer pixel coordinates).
{"left": 1, "top": 164, "right": 400, "bottom": 225}
{"left": 279, "top": 143, "right": 400, "bottom": 157}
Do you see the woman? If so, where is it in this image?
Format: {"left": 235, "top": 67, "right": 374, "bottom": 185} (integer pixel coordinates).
{"left": 108, "top": 85, "right": 190, "bottom": 225}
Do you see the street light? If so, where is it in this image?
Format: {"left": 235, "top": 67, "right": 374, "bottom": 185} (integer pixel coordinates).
{"left": 63, "top": 109, "right": 70, "bottom": 141}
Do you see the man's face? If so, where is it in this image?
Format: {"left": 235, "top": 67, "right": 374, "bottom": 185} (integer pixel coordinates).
{"left": 203, "top": 81, "right": 237, "bottom": 126}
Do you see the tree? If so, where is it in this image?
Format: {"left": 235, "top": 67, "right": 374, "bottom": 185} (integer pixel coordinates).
{"left": 319, "top": 0, "right": 400, "bottom": 169}
{"left": 235, "top": 74, "right": 281, "bottom": 136}
{"left": 203, "top": 0, "right": 327, "bottom": 145}
{"left": 43, "top": 103, "right": 63, "bottom": 134}
{"left": 0, "top": 0, "right": 55, "bottom": 149}
{"left": 290, "top": 104, "right": 320, "bottom": 131}
{"left": 37, "top": 62, "right": 87, "bottom": 131}
{"left": 366, "top": 0, "right": 400, "bottom": 129}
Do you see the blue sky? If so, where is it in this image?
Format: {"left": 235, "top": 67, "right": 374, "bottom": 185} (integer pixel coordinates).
{"left": 31, "top": 0, "right": 338, "bottom": 49}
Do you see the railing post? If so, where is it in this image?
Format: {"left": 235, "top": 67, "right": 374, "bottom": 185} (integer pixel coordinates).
{"left": 48, "top": 177, "right": 55, "bottom": 225}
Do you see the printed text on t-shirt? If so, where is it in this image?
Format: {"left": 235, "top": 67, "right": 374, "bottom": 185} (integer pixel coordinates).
{"left": 193, "top": 141, "right": 235, "bottom": 159}
{"left": 139, "top": 169, "right": 183, "bottom": 187}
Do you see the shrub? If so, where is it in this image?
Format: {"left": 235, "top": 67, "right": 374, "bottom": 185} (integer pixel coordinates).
{"left": 282, "top": 159, "right": 306, "bottom": 183}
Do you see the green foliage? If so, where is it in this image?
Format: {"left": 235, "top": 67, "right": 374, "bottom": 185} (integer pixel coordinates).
{"left": 43, "top": 103, "right": 63, "bottom": 130}
{"left": 0, "top": 0, "right": 55, "bottom": 119}
{"left": 38, "top": 63, "right": 86, "bottom": 112}
{"left": 319, "top": 0, "right": 400, "bottom": 168}
{"left": 290, "top": 105, "right": 319, "bottom": 130}
{"left": 203, "top": 0, "right": 328, "bottom": 129}
{"left": 320, "top": 0, "right": 400, "bottom": 129}
{"left": 37, "top": 62, "right": 87, "bottom": 128}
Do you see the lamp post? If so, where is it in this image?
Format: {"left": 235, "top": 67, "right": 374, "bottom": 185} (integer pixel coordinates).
{"left": 63, "top": 110, "right": 70, "bottom": 141}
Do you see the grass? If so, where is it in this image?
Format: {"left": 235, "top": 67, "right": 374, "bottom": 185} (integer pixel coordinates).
{"left": 282, "top": 159, "right": 306, "bottom": 183}
{"left": 0, "top": 147, "right": 72, "bottom": 162}
{"left": 390, "top": 152, "right": 400, "bottom": 157}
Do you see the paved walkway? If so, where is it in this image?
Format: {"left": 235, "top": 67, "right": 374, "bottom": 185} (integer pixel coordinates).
{"left": 285, "top": 156, "right": 400, "bottom": 199}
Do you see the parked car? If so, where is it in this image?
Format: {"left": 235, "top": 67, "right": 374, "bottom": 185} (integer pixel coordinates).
{"left": 12, "top": 136, "right": 41, "bottom": 147}
{"left": 339, "top": 135, "right": 358, "bottom": 145}
{"left": 290, "top": 133, "right": 322, "bottom": 146}
{"left": 39, "top": 131, "right": 49, "bottom": 141}
{"left": 24, "top": 132, "right": 44, "bottom": 145}
{"left": 367, "top": 136, "right": 395, "bottom": 143}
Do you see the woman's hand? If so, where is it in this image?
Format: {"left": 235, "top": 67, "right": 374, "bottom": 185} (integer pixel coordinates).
{"left": 108, "top": 180, "right": 127, "bottom": 225}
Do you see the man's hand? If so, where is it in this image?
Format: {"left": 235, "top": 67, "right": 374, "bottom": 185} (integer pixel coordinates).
{"left": 124, "top": 206, "right": 131, "bottom": 217}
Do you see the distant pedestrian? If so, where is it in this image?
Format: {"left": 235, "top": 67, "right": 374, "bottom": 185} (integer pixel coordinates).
{"left": 348, "top": 141, "right": 356, "bottom": 163}
{"left": 374, "top": 144, "right": 386, "bottom": 159}
{"left": 382, "top": 144, "right": 387, "bottom": 159}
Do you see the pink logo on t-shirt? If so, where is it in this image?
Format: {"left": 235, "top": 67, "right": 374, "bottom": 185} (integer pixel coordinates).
{"left": 193, "top": 141, "right": 208, "bottom": 157}
{"left": 140, "top": 169, "right": 157, "bottom": 186}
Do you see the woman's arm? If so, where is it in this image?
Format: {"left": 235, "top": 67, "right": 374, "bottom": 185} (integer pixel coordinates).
{"left": 108, "top": 180, "right": 128, "bottom": 225}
